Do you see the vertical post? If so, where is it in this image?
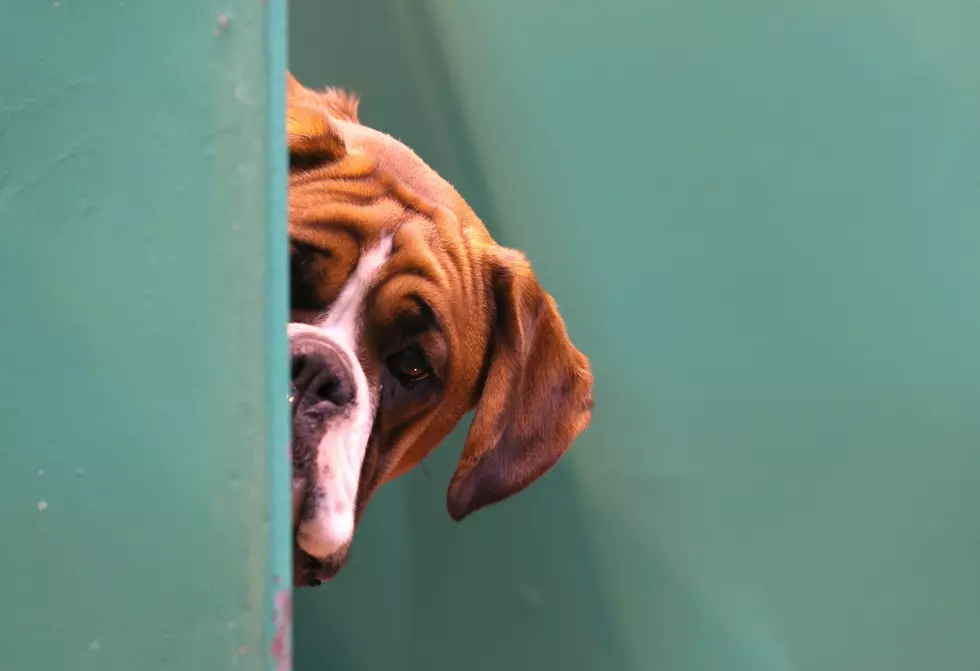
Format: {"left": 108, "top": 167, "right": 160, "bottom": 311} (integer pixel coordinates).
{"left": 0, "top": 2, "right": 290, "bottom": 669}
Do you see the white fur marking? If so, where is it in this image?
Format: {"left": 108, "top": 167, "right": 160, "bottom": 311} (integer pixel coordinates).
{"left": 318, "top": 238, "right": 392, "bottom": 349}
{"left": 292, "top": 237, "right": 392, "bottom": 559}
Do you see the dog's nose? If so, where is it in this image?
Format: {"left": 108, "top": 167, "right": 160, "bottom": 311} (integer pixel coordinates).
{"left": 290, "top": 339, "right": 356, "bottom": 412}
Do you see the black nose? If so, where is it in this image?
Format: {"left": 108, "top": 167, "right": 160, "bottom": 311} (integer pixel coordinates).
{"left": 290, "top": 339, "right": 357, "bottom": 413}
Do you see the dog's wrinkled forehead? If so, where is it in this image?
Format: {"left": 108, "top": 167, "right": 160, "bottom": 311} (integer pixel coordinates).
{"left": 334, "top": 120, "right": 462, "bottom": 211}
{"left": 288, "top": 111, "right": 494, "bottom": 369}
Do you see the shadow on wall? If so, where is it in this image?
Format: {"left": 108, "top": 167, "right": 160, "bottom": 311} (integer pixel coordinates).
{"left": 289, "top": 1, "right": 624, "bottom": 669}
{"left": 293, "top": 427, "right": 629, "bottom": 671}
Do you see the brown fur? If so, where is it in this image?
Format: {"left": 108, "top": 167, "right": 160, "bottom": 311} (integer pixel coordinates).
{"left": 286, "top": 72, "right": 593, "bottom": 528}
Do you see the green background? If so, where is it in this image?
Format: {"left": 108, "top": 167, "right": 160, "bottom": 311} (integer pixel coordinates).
{"left": 2, "top": 0, "right": 978, "bottom": 669}
{"left": 291, "top": 1, "right": 980, "bottom": 670}
{"left": 0, "top": 2, "right": 290, "bottom": 670}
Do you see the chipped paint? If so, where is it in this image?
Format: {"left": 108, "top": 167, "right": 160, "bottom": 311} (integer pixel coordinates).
{"left": 271, "top": 588, "right": 292, "bottom": 671}
{"left": 214, "top": 13, "right": 230, "bottom": 36}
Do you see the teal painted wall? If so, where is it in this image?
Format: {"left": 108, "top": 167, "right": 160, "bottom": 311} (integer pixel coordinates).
{"left": 0, "top": 2, "right": 290, "bottom": 670}
{"left": 291, "top": 1, "right": 980, "bottom": 670}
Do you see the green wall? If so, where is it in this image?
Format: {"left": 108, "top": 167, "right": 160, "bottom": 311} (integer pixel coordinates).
{"left": 0, "top": 2, "right": 290, "bottom": 670}
{"left": 291, "top": 1, "right": 980, "bottom": 670}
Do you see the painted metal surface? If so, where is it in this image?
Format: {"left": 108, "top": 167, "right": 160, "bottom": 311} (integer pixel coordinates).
{"left": 0, "top": 2, "right": 290, "bottom": 669}
{"left": 291, "top": 1, "right": 980, "bottom": 669}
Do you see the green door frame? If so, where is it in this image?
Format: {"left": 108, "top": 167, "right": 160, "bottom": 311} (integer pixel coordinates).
{"left": 0, "top": 2, "right": 292, "bottom": 669}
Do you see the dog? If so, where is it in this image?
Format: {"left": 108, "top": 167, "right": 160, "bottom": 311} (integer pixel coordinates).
{"left": 287, "top": 73, "right": 593, "bottom": 586}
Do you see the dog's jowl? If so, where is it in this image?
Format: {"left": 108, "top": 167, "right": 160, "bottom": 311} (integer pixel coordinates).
{"left": 286, "top": 72, "right": 593, "bottom": 587}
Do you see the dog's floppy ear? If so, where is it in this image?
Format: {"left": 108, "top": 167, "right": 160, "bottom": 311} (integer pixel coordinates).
{"left": 286, "top": 72, "right": 356, "bottom": 167}
{"left": 447, "top": 247, "right": 594, "bottom": 521}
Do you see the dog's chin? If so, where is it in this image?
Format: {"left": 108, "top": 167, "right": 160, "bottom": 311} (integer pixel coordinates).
{"left": 291, "top": 473, "right": 350, "bottom": 588}
{"left": 293, "top": 543, "right": 346, "bottom": 588}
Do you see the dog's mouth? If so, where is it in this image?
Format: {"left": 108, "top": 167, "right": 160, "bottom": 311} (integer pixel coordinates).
{"left": 291, "top": 431, "right": 350, "bottom": 587}
{"left": 291, "top": 389, "right": 326, "bottom": 587}
{"left": 293, "top": 543, "right": 345, "bottom": 587}
{"left": 291, "top": 475, "right": 348, "bottom": 587}
{"left": 289, "top": 379, "right": 364, "bottom": 587}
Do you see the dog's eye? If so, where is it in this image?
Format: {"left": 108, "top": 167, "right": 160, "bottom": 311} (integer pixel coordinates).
{"left": 386, "top": 346, "right": 432, "bottom": 388}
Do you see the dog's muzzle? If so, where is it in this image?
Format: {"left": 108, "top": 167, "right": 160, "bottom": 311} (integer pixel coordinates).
{"left": 288, "top": 325, "right": 365, "bottom": 585}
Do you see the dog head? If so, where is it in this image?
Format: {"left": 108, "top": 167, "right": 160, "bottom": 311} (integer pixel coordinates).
{"left": 286, "top": 73, "right": 593, "bottom": 586}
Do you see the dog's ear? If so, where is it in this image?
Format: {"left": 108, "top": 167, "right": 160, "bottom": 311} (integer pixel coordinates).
{"left": 447, "top": 247, "right": 594, "bottom": 521}
{"left": 286, "top": 72, "right": 352, "bottom": 168}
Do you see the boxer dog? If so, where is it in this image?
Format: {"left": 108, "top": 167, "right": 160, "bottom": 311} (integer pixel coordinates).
{"left": 287, "top": 73, "right": 593, "bottom": 586}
